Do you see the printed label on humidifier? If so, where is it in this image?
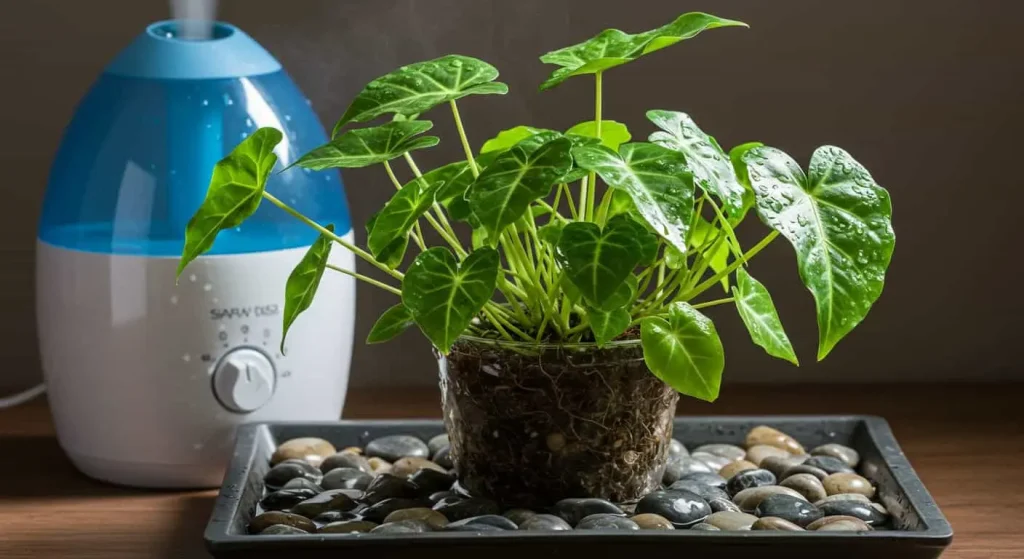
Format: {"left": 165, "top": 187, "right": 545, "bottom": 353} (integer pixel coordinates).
{"left": 209, "top": 304, "right": 280, "bottom": 320}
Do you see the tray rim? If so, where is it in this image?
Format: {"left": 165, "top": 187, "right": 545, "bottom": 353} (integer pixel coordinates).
{"left": 204, "top": 414, "right": 954, "bottom": 551}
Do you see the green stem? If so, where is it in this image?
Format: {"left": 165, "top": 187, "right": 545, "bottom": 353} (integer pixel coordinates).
{"left": 578, "top": 176, "right": 589, "bottom": 222}
{"left": 583, "top": 71, "right": 604, "bottom": 222}
{"left": 691, "top": 297, "right": 735, "bottom": 310}
{"left": 403, "top": 152, "right": 460, "bottom": 241}
{"left": 595, "top": 188, "right": 614, "bottom": 225}
{"left": 484, "top": 302, "right": 532, "bottom": 340}
{"left": 326, "top": 264, "right": 402, "bottom": 296}
{"left": 481, "top": 305, "right": 514, "bottom": 341}
{"left": 682, "top": 230, "right": 779, "bottom": 300}
{"left": 450, "top": 100, "right": 479, "bottom": 178}
{"left": 383, "top": 161, "right": 426, "bottom": 251}
{"left": 561, "top": 183, "right": 579, "bottom": 220}
{"left": 595, "top": 71, "right": 604, "bottom": 137}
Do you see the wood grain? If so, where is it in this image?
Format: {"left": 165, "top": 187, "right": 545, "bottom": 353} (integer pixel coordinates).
{"left": 1, "top": 384, "right": 1020, "bottom": 558}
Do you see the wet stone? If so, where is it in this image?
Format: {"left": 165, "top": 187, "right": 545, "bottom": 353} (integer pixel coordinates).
{"left": 636, "top": 490, "right": 710, "bottom": 528}
{"left": 689, "top": 522, "right": 720, "bottom": 531}
{"left": 271, "top": 438, "right": 337, "bottom": 466}
{"left": 823, "top": 472, "right": 875, "bottom": 498}
{"left": 804, "top": 456, "right": 855, "bottom": 475}
{"left": 692, "top": 451, "right": 731, "bottom": 472}
{"left": 281, "top": 477, "right": 323, "bottom": 494}
{"left": 311, "top": 510, "right": 360, "bottom": 525}
{"left": 264, "top": 460, "right": 322, "bottom": 490}
{"left": 428, "top": 491, "right": 457, "bottom": 505}
{"left": 433, "top": 446, "right": 453, "bottom": 469}
{"left": 811, "top": 443, "right": 860, "bottom": 468}
{"left": 427, "top": 434, "right": 449, "bottom": 456}
{"left": 733, "top": 486, "right": 807, "bottom": 513}
{"left": 320, "top": 467, "right": 372, "bottom": 492}
{"left": 502, "top": 508, "right": 537, "bottom": 526}
{"left": 365, "top": 435, "right": 429, "bottom": 462}
{"left": 814, "top": 493, "right": 872, "bottom": 507}
{"left": 669, "top": 479, "right": 730, "bottom": 503}
{"left": 259, "top": 488, "right": 318, "bottom": 512}
{"left": 761, "top": 455, "right": 808, "bottom": 479}
{"left": 780, "top": 464, "right": 829, "bottom": 482}
{"left": 432, "top": 496, "right": 500, "bottom": 521}
{"left": 752, "top": 516, "right": 805, "bottom": 531}
{"left": 663, "top": 456, "right": 713, "bottom": 484}
{"left": 552, "top": 498, "right": 624, "bottom": 526}
{"left": 631, "top": 513, "right": 675, "bottom": 530}
{"left": 384, "top": 507, "right": 450, "bottom": 530}
{"left": 576, "top": 514, "right": 640, "bottom": 530}
{"left": 363, "top": 473, "right": 419, "bottom": 503}
{"left": 393, "top": 457, "right": 447, "bottom": 478}
{"left": 678, "top": 472, "right": 728, "bottom": 490}
{"left": 693, "top": 444, "right": 747, "bottom": 462}
{"left": 318, "top": 519, "right": 378, "bottom": 534}
{"left": 519, "top": 514, "right": 572, "bottom": 530}
{"left": 371, "top": 519, "right": 432, "bottom": 534}
{"left": 360, "top": 497, "right": 424, "bottom": 523}
{"left": 367, "top": 457, "right": 393, "bottom": 475}
{"left": 746, "top": 425, "right": 806, "bottom": 455}
{"left": 780, "top": 473, "right": 828, "bottom": 502}
{"left": 807, "top": 515, "right": 872, "bottom": 532}
{"left": 260, "top": 524, "right": 309, "bottom": 535}
{"left": 726, "top": 469, "right": 777, "bottom": 496}
{"left": 707, "top": 496, "right": 742, "bottom": 513}
{"left": 818, "top": 500, "right": 889, "bottom": 527}
{"left": 451, "top": 479, "right": 473, "bottom": 498}
{"left": 746, "top": 445, "right": 791, "bottom": 467}
{"left": 719, "top": 460, "right": 758, "bottom": 480}
{"left": 669, "top": 439, "right": 689, "bottom": 461}
{"left": 447, "top": 515, "right": 518, "bottom": 530}
{"left": 755, "top": 494, "right": 823, "bottom": 527}
{"left": 409, "top": 468, "right": 456, "bottom": 496}
{"left": 250, "top": 511, "right": 315, "bottom": 534}
{"left": 319, "top": 451, "right": 371, "bottom": 474}
{"left": 705, "top": 511, "right": 758, "bottom": 531}
{"left": 289, "top": 489, "right": 359, "bottom": 518}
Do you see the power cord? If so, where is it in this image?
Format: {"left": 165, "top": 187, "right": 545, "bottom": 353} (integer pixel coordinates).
{"left": 0, "top": 384, "right": 46, "bottom": 409}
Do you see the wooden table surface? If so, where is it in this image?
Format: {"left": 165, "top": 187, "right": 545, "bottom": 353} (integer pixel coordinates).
{"left": 1, "top": 383, "right": 1021, "bottom": 558}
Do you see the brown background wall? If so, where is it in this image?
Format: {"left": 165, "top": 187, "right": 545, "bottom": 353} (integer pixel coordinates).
{"left": 1, "top": 0, "right": 1021, "bottom": 393}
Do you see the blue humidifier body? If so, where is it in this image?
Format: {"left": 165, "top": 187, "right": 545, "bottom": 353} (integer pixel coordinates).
{"left": 36, "top": 21, "right": 356, "bottom": 488}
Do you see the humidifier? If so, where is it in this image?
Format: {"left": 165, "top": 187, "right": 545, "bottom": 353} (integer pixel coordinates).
{"left": 35, "top": 20, "right": 356, "bottom": 488}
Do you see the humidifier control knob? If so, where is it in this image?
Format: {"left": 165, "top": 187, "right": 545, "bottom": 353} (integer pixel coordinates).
{"left": 212, "top": 348, "right": 276, "bottom": 413}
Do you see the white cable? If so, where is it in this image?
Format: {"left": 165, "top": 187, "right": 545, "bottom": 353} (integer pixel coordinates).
{"left": 0, "top": 384, "right": 46, "bottom": 409}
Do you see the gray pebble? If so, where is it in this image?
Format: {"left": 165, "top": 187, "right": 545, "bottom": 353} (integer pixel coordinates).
{"left": 669, "top": 439, "right": 689, "bottom": 460}
{"left": 755, "top": 494, "right": 823, "bottom": 527}
{"left": 264, "top": 460, "right": 322, "bottom": 490}
{"left": 781, "top": 464, "right": 830, "bottom": 482}
{"left": 447, "top": 515, "right": 518, "bottom": 530}
{"left": 636, "top": 490, "right": 710, "bottom": 528}
{"left": 811, "top": 443, "right": 860, "bottom": 468}
{"left": 726, "top": 469, "right": 776, "bottom": 496}
{"left": 370, "top": 519, "right": 433, "bottom": 533}
{"left": 663, "top": 456, "right": 713, "bottom": 484}
{"left": 804, "top": 455, "right": 855, "bottom": 475}
{"left": 281, "top": 477, "right": 323, "bottom": 494}
{"left": 576, "top": 513, "right": 640, "bottom": 530}
{"left": 260, "top": 524, "right": 309, "bottom": 535}
{"left": 319, "top": 451, "right": 371, "bottom": 474}
{"left": 433, "top": 446, "right": 453, "bottom": 469}
{"left": 360, "top": 497, "right": 424, "bottom": 523}
{"left": 552, "top": 498, "right": 624, "bottom": 526}
{"left": 427, "top": 434, "right": 449, "bottom": 455}
{"left": 320, "top": 467, "right": 372, "bottom": 491}
{"left": 259, "top": 488, "right": 318, "bottom": 512}
{"left": 689, "top": 522, "right": 721, "bottom": 531}
{"left": 362, "top": 473, "right": 419, "bottom": 503}
{"left": 692, "top": 451, "right": 731, "bottom": 472}
{"left": 692, "top": 444, "right": 747, "bottom": 462}
{"left": 366, "top": 435, "right": 429, "bottom": 461}
{"left": 519, "top": 514, "right": 572, "bottom": 531}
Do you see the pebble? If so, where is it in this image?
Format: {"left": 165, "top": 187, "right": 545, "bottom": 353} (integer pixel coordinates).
{"left": 817, "top": 500, "right": 889, "bottom": 527}
{"left": 289, "top": 489, "right": 359, "bottom": 518}
{"left": 780, "top": 464, "right": 829, "bottom": 482}
{"left": 341, "top": 446, "right": 362, "bottom": 455}
{"left": 691, "top": 452, "right": 731, "bottom": 472}
{"left": 814, "top": 493, "right": 872, "bottom": 507}
{"left": 755, "top": 494, "right": 823, "bottom": 527}
{"left": 663, "top": 456, "right": 713, "bottom": 484}
{"left": 823, "top": 473, "right": 875, "bottom": 498}
{"left": 281, "top": 477, "right": 324, "bottom": 494}
{"left": 631, "top": 513, "right": 675, "bottom": 530}
{"left": 669, "top": 479, "right": 730, "bottom": 503}
{"left": 635, "top": 490, "right": 710, "bottom": 528}
{"left": 752, "top": 516, "right": 805, "bottom": 531}
{"left": 451, "top": 479, "right": 473, "bottom": 498}
{"left": 360, "top": 497, "right": 424, "bottom": 523}
{"left": 705, "top": 511, "right": 758, "bottom": 531}
{"left": 780, "top": 473, "right": 828, "bottom": 502}
{"left": 727, "top": 469, "right": 777, "bottom": 496}
{"left": 311, "top": 510, "right": 359, "bottom": 525}
{"left": 427, "top": 434, "right": 449, "bottom": 455}
{"left": 259, "top": 488, "right": 318, "bottom": 511}
{"left": 807, "top": 515, "right": 872, "bottom": 532}
{"left": 320, "top": 467, "right": 372, "bottom": 491}
{"left": 432, "top": 496, "right": 500, "bottom": 521}
{"left": 447, "top": 515, "right": 518, "bottom": 530}
{"left": 707, "top": 496, "right": 742, "bottom": 513}
{"left": 811, "top": 443, "right": 860, "bottom": 468}
{"left": 250, "top": 511, "right": 315, "bottom": 534}
{"left": 370, "top": 519, "right": 432, "bottom": 533}
{"left": 576, "top": 514, "right": 640, "bottom": 530}
{"left": 719, "top": 460, "right": 758, "bottom": 480}
{"left": 384, "top": 507, "right": 450, "bottom": 529}
{"left": 519, "top": 514, "right": 572, "bottom": 530}
{"left": 366, "top": 435, "right": 429, "bottom": 462}
{"left": 746, "top": 445, "right": 791, "bottom": 466}
{"left": 367, "top": 457, "right": 393, "bottom": 475}
{"left": 761, "top": 455, "right": 808, "bottom": 479}
{"left": 409, "top": 468, "right": 457, "bottom": 496}
{"left": 260, "top": 524, "right": 309, "bottom": 535}
{"left": 271, "top": 437, "right": 337, "bottom": 466}
{"left": 433, "top": 446, "right": 453, "bottom": 469}
{"left": 428, "top": 491, "right": 457, "bottom": 505}
{"left": 264, "top": 460, "right": 323, "bottom": 490}
{"left": 393, "top": 457, "right": 447, "bottom": 478}
{"left": 732, "top": 486, "right": 807, "bottom": 512}
{"left": 669, "top": 439, "right": 689, "bottom": 461}
{"left": 319, "top": 451, "right": 371, "bottom": 474}
{"left": 552, "top": 498, "right": 624, "bottom": 526}
{"left": 318, "top": 519, "right": 378, "bottom": 534}
{"left": 693, "top": 444, "right": 747, "bottom": 462}
{"left": 363, "top": 473, "right": 419, "bottom": 503}
{"left": 678, "top": 472, "right": 728, "bottom": 490}
{"left": 746, "top": 425, "right": 806, "bottom": 455}
{"left": 690, "top": 522, "right": 720, "bottom": 531}
{"left": 804, "top": 456, "right": 855, "bottom": 475}
{"left": 502, "top": 508, "right": 537, "bottom": 526}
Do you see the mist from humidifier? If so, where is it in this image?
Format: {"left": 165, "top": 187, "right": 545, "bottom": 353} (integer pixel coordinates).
{"left": 170, "top": 0, "right": 219, "bottom": 39}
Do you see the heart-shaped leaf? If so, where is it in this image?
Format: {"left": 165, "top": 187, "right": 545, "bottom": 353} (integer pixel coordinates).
{"left": 335, "top": 55, "right": 508, "bottom": 133}
{"left": 555, "top": 216, "right": 648, "bottom": 308}
{"left": 729, "top": 141, "right": 763, "bottom": 223}
{"left": 665, "top": 245, "right": 686, "bottom": 271}
{"left": 743, "top": 145, "right": 895, "bottom": 360}
{"left": 537, "top": 219, "right": 566, "bottom": 246}
{"left": 648, "top": 110, "right": 746, "bottom": 216}
{"left": 367, "top": 304, "right": 415, "bottom": 344}
{"left": 588, "top": 306, "right": 631, "bottom": 347}
{"left": 467, "top": 137, "right": 574, "bottom": 240}
{"left": 477, "top": 127, "right": 561, "bottom": 169}
{"left": 365, "top": 210, "right": 409, "bottom": 269}
{"left": 177, "top": 127, "right": 281, "bottom": 279}
{"left": 281, "top": 225, "right": 335, "bottom": 353}
{"left": 565, "top": 120, "right": 632, "bottom": 151}
{"left": 596, "top": 274, "right": 639, "bottom": 312}
{"left": 295, "top": 121, "right": 438, "bottom": 170}
{"left": 402, "top": 247, "right": 500, "bottom": 353}
{"left": 539, "top": 12, "right": 747, "bottom": 90}
{"left": 367, "top": 174, "right": 442, "bottom": 262}
{"left": 572, "top": 142, "right": 694, "bottom": 254}
{"left": 641, "top": 302, "right": 724, "bottom": 401}
{"left": 732, "top": 268, "right": 798, "bottom": 365}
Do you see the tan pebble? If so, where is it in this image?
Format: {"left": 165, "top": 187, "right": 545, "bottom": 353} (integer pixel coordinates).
{"left": 319, "top": 451, "right": 371, "bottom": 474}
{"left": 732, "top": 486, "right": 806, "bottom": 512}
{"left": 318, "top": 519, "right": 379, "bottom": 533}
{"left": 391, "top": 456, "right": 446, "bottom": 478}
{"left": 814, "top": 493, "right": 872, "bottom": 507}
{"left": 811, "top": 443, "right": 859, "bottom": 468}
{"left": 779, "top": 464, "right": 827, "bottom": 482}
{"left": 719, "top": 460, "right": 758, "bottom": 480}
{"left": 383, "top": 507, "right": 449, "bottom": 529}
{"left": 761, "top": 455, "right": 808, "bottom": 479}
{"left": 807, "top": 515, "right": 872, "bottom": 531}
{"left": 780, "top": 473, "right": 828, "bottom": 502}
{"left": 705, "top": 511, "right": 759, "bottom": 531}
{"left": 692, "top": 451, "right": 731, "bottom": 472}
{"left": 342, "top": 446, "right": 362, "bottom": 455}
{"left": 631, "top": 513, "right": 675, "bottom": 530}
{"left": 367, "top": 457, "right": 392, "bottom": 475}
{"left": 823, "top": 472, "right": 876, "bottom": 498}
{"left": 746, "top": 425, "right": 806, "bottom": 455}
{"left": 746, "top": 444, "right": 791, "bottom": 466}
{"left": 690, "top": 522, "right": 720, "bottom": 531}
{"left": 693, "top": 444, "right": 747, "bottom": 462}
{"left": 751, "top": 516, "right": 805, "bottom": 531}
{"left": 271, "top": 437, "right": 336, "bottom": 466}
{"left": 249, "top": 511, "right": 315, "bottom": 534}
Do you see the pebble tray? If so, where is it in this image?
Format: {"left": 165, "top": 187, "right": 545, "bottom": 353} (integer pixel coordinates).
{"left": 204, "top": 416, "right": 952, "bottom": 559}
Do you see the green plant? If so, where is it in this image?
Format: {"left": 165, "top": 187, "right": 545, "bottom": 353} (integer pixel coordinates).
{"left": 177, "top": 12, "right": 895, "bottom": 402}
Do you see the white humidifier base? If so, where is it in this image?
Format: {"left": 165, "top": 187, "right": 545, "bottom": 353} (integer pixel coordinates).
{"left": 36, "top": 237, "right": 356, "bottom": 488}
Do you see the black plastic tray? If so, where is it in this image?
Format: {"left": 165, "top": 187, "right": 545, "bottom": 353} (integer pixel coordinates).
{"left": 204, "top": 416, "right": 952, "bottom": 559}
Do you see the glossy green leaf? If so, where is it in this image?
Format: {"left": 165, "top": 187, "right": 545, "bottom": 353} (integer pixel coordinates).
{"left": 367, "top": 304, "right": 416, "bottom": 344}
{"left": 539, "top": 12, "right": 747, "bottom": 90}
{"left": 606, "top": 188, "right": 637, "bottom": 220}
{"left": 365, "top": 210, "right": 409, "bottom": 269}
{"left": 729, "top": 141, "right": 763, "bottom": 223}
{"left": 295, "top": 121, "right": 438, "bottom": 170}
{"left": 596, "top": 274, "right": 638, "bottom": 312}
{"left": 334, "top": 55, "right": 508, "bottom": 132}
{"left": 555, "top": 216, "right": 648, "bottom": 308}
{"left": 537, "top": 219, "right": 565, "bottom": 245}
{"left": 177, "top": 127, "right": 281, "bottom": 279}
{"left": 690, "top": 218, "right": 730, "bottom": 292}
{"left": 647, "top": 110, "right": 745, "bottom": 216}
{"left": 588, "top": 307, "right": 631, "bottom": 347}
{"left": 480, "top": 126, "right": 550, "bottom": 154}
{"left": 429, "top": 161, "right": 476, "bottom": 203}
{"left": 665, "top": 245, "right": 687, "bottom": 270}
{"left": 467, "top": 137, "right": 574, "bottom": 240}
{"left": 743, "top": 145, "right": 895, "bottom": 360}
{"left": 565, "top": 120, "right": 632, "bottom": 150}
{"left": 732, "top": 268, "right": 798, "bottom": 365}
{"left": 367, "top": 174, "right": 442, "bottom": 262}
{"left": 402, "top": 247, "right": 500, "bottom": 353}
{"left": 281, "top": 225, "right": 335, "bottom": 353}
{"left": 640, "top": 302, "right": 724, "bottom": 402}
{"left": 572, "top": 142, "right": 694, "bottom": 254}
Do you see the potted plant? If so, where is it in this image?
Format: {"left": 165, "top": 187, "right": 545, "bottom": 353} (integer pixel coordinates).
{"left": 177, "top": 11, "right": 895, "bottom": 508}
